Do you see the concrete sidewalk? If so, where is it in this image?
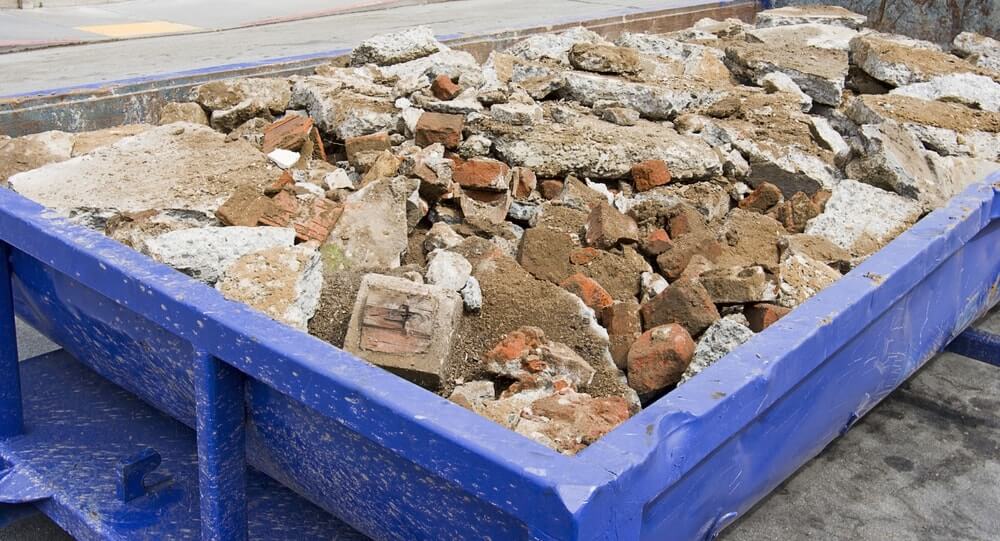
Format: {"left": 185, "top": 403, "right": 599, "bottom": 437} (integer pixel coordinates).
{"left": 0, "top": 0, "right": 451, "bottom": 51}
{"left": 0, "top": 0, "right": 730, "bottom": 96}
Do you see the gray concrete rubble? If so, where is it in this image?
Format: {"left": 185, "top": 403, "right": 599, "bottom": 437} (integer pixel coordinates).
{"left": 145, "top": 226, "right": 296, "bottom": 284}
{"left": 952, "top": 32, "right": 1000, "bottom": 72}
{"left": 805, "top": 179, "right": 922, "bottom": 258}
{"left": 192, "top": 78, "right": 291, "bottom": 132}
{"left": 6, "top": 10, "right": 997, "bottom": 454}
{"left": 754, "top": 5, "right": 866, "bottom": 30}
{"left": 891, "top": 73, "right": 1000, "bottom": 113}
{"left": 216, "top": 245, "right": 323, "bottom": 331}
{"left": 350, "top": 26, "right": 443, "bottom": 66}
{"left": 682, "top": 314, "right": 754, "bottom": 382}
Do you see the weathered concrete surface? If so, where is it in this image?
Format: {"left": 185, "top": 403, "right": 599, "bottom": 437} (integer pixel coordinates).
{"left": 145, "top": 225, "right": 296, "bottom": 283}
{"left": 9, "top": 123, "right": 275, "bottom": 214}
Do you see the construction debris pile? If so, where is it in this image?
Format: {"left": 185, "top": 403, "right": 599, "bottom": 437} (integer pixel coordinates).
{"left": 3, "top": 6, "right": 999, "bottom": 454}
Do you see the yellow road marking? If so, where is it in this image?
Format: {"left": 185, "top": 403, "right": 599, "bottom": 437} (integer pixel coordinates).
{"left": 76, "top": 21, "right": 200, "bottom": 38}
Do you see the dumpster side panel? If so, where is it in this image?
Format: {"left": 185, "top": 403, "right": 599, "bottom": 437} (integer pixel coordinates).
{"left": 576, "top": 178, "right": 1000, "bottom": 540}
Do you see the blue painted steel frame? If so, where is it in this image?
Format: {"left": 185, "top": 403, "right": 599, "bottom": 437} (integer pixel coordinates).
{"left": 946, "top": 327, "right": 1000, "bottom": 367}
{"left": 0, "top": 165, "right": 998, "bottom": 540}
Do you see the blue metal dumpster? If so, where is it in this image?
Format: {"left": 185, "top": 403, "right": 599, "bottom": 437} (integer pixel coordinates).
{"left": 2, "top": 171, "right": 997, "bottom": 540}
{"left": 2, "top": 5, "right": 1000, "bottom": 540}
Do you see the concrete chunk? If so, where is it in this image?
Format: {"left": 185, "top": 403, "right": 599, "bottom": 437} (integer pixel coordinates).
{"left": 344, "top": 273, "right": 462, "bottom": 389}
{"left": 9, "top": 123, "right": 273, "bottom": 214}
{"left": 682, "top": 315, "right": 754, "bottom": 382}
{"left": 146, "top": 226, "right": 296, "bottom": 284}
{"left": 351, "top": 26, "right": 443, "bottom": 66}
{"left": 216, "top": 245, "right": 323, "bottom": 331}
{"left": 805, "top": 179, "right": 922, "bottom": 258}
{"left": 324, "top": 176, "right": 416, "bottom": 270}
{"left": 755, "top": 6, "right": 866, "bottom": 30}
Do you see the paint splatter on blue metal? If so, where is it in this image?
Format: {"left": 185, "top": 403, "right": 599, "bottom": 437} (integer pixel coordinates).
{"left": 0, "top": 168, "right": 997, "bottom": 540}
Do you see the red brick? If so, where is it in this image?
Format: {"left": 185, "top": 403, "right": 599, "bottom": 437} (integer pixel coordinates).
{"left": 655, "top": 231, "right": 722, "bottom": 280}
{"left": 262, "top": 115, "right": 314, "bottom": 154}
{"left": 485, "top": 326, "right": 546, "bottom": 363}
{"left": 560, "top": 273, "right": 614, "bottom": 311}
{"left": 642, "top": 228, "right": 672, "bottom": 256}
{"left": 586, "top": 201, "right": 639, "bottom": 249}
{"left": 453, "top": 158, "right": 510, "bottom": 191}
{"left": 310, "top": 127, "right": 327, "bottom": 161}
{"left": 768, "top": 192, "right": 820, "bottom": 233}
{"left": 744, "top": 303, "right": 790, "bottom": 332}
{"left": 601, "top": 300, "right": 642, "bottom": 370}
{"left": 569, "top": 247, "right": 600, "bottom": 265}
{"left": 626, "top": 324, "right": 695, "bottom": 396}
{"left": 539, "top": 180, "right": 563, "bottom": 200}
{"left": 630, "top": 159, "right": 671, "bottom": 192}
{"left": 415, "top": 112, "right": 464, "bottom": 149}
{"left": 639, "top": 278, "right": 720, "bottom": 336}
{"left": 431, "top": 74, "right": 462, "bottom": 101}
{"left": 263, "top": 170, "right": 294, "bottom": 196}
{"left": 739, "top": 182, "right": 782, "bottom": 213}
{"left": 344, "top": 132, "right": 390, "bottom": 165}
{"left": 512, "top": 167, "right": 537, "bottom": 199}
{"left": 258, "top": 191, "right": 343, "bottom": 243}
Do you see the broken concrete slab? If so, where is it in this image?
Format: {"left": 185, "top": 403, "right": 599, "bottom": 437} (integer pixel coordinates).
{"left": 216, "top": 245, "right": 323, "bottom": 331}
{"left": 850, "top": 34, "right": 996, "bottom": 87}
{"left": 323, "top": 176, "right": 417, "bottom": 270}
{"left": 804, "top": 178, "right": 922, "bottom": 258}
{"left": 504, "top": 26, "right": 608, "bottom": 66}
{"left": 350, "top": 26, "right": 443, "bottom": 67}
{"left": 891, "top": 73, "right": 1000, "bottom": 113}
{"left": 105, "top": 208, "right": 216, "bottom": 254}
{"left": 344, "top": 273, "right": 462, "bottom": 389}
{"left": 682, "top": 314, "right": 754, "bottom": 383}
{"left": 724, "top": 41, "right": 847, "bottom": 106}
{"left": 9, "top": 123, "right": 274, "bottom": 214}
{"left": 755, "top": 5, "right": 866, "bottom": 30}
{"left": 569, "top": 42, "right": 641, "bottom": 75}
{"left": 561, "top": 71, "right": 714, "bottom": 120}
{"left": 145, "top": 226, "right": 296, "bottom": 284}
{"left": 748, "top": 23, "right": 859, "bottom": 51}
{"left": 952, "top": 31, "right": 1000, "bottom": 72}
{"left": 481, "top": 111, "right": 722, "bottom": 181}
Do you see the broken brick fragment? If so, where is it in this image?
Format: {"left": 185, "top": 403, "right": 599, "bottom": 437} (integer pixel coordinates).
{"left": 309, "top": 127, "right": 327, "bottom": 161}
{"left": 739, "top": 182, "right": 782, "bottom": 213}
{"left": 512, "top": 167, "right": 537, "bottom": 199}
{"left": 560, "top": 273, "right": 614, "bottom": 311}
{"left": 415, "top": 112, "right": 464, "bottom": 149}
{"left": 769, "top": 191, "right": 821, "bottom": 233}
{"left": 539, "top": 180, "right": 564, "bottom": 200}
{"left": 258, "top": 191, "right": 343, "bottom": 243}
{"left": 626, "top": 324, "right": 695, "bottom": 396}
{"left": 215, "top": 185, "right": 272, "bottom": 227}
{"left": 585, "top": 201, "right": 639, "bottom": 249}
{"left": 641, "top": 228, "right": 672, "bottom": 256}
{"left": 655, "top": 230, "right": 722, "bottom": 280}
{"left": 431, "top": 74, "right": 462, "bottom": 101}
{"left": 262, "top": 115, "right": 314, "bottom": 154}
{"left": 452, "top": 158, "right": 510, "bottom": 191}
{"left": 812, "top": 189, "right": 832, "bottom": 211}
{"left": 640, "top": 278, "right": 720, "bottom": 336}
{"left": 601, "top": 300, "right": 642, "bottom": 370}
{"left": 569, "top": 247, "right": 601, "bottom": 265}
{"left": 264, "top": 170, "right": 294, "bottom": 196}
{"left": 744, "top": 302, "right": 791, "bottom": 332}
{"left": 630, "top": 159, "right": 671, "bottom": 192}
{"left": 345, "top": 132, "right": 390, "bottom": 165}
